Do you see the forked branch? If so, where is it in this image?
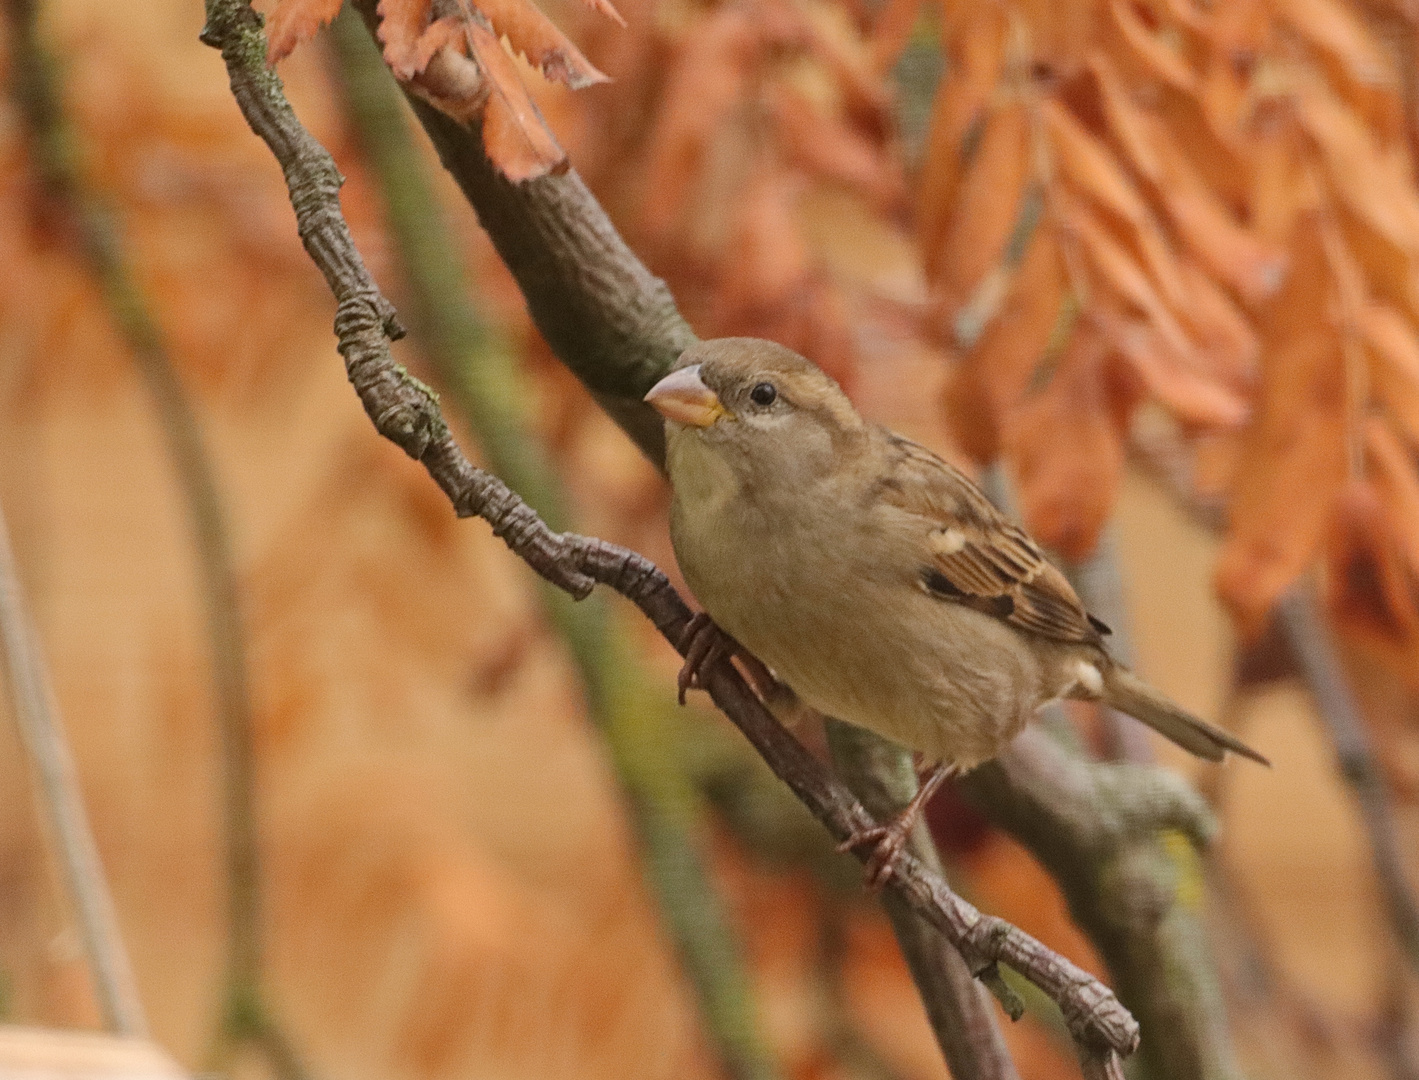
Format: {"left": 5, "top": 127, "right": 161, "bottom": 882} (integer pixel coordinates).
{"left": 199, "top": 0, "right": 1138, "bottom": 1066}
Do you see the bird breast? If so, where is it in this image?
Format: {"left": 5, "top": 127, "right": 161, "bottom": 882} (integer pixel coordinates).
{"left": 666, "top": 432, "right": 1047, "bottom": 767}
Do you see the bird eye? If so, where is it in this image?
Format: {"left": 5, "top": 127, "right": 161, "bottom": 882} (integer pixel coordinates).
{"left": 749, "top": 382, "right": 777, "bottom": 407}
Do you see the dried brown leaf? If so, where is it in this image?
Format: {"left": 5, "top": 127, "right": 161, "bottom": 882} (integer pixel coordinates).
{"left": 1362, "top": 302, "right": 1419, "bottom": 447}
{"left": 1298, "top": 79, "right": 1419, "bottom": 254}
{"left": 572, "top": 0, "right": 626, "bottom": 29}
{"left": 1092, "top": 300, "right": 1249, "bottom": 428}
{"left": 1276, "top": 0, "right": 1401, "bottom": 142}
{"left": 1151, "top": 138, "right": 1287, "bottom": 305}
{"left": 797, "top": 2, "right": 892, "bottom": 120}
{"left": 917, "top": 5, "right": 1007, "bottom": 281}
{"left": 467, "top": 20, "right": 568, "bottom": 181}
{"left": 1367, "top": 419, "right": 1419, "bottom": 573}
{"left": 931, "top": 101, "right": 1030, "bottom": 307}
{"left": 869, "top": 0, "right": 925, "bottom": 73}
{"left": 638, "top": 8, "right": 758, "bottom": 237}
{"left": 1089, "top": 50, "right": 1162, "bottom": 182}
{"left": 1248, "top": 117, "right": 1312, "bottom": 245}
{"left": 265, "top": 0, "right": 345, "bottom": 64}
{"left": 1055, "top": 190, "right": 1199, "bottom": 367}
{"left": 1108, "top": 0, "right": 1197, "bottom": 92}
{"left": 1095, "top": 73, "right": 1286, "bottom": 303}
{"left": 378, "top": 0, "right": 434, "bottom": 79}
{"left": 716, "top": 166, "right": 812, "bottom": 307}
{"left": 1174, "top": 258, "right": 1259, "bottom": 394}
{"left": 1326, "top": 477, "right": 1419, "bottom": 640}
{"left": 1277, "top": 0, "right": 1391, "bottom": 87}
{"left": 1217, "top": 215, "right": 1348, "bottom": 637}
{"left": 944, "top": 227, "right": 1067, "bottom": 462}
{"left": 1003, "top": 322, "right": 1126, "bottom": 560}
{"left": 473, "top": 0, "right": 609, "bottom": 88}
{"left": 1043, "top": 95, "right": 1195, "bottom": 311}
{"left": 770, "top": 85, "right": 904, "bottom": 209}
{"left": 1044, "top": 97, "right": 1151, "bottom": 229}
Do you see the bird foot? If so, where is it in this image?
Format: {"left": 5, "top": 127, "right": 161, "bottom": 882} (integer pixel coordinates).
{"left": 836, "top": 762, "right": 956, "bottom": 890}
{"left": 837, "top": 818, "right": 914, "bottom": 890}
{"left": 676, "top": 613, "right": 740, "bottom": 705}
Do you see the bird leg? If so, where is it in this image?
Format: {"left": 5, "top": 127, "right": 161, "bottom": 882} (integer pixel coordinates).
{"left": 839, "top": 762, "right": 955, "bottom": 889}
{"left": 676, "top": 613, "right": 741, "bottom": 705}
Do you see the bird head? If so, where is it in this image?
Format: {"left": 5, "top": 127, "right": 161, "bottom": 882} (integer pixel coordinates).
{"left": 644, "top": 339, "right": 863, "bottom": 485}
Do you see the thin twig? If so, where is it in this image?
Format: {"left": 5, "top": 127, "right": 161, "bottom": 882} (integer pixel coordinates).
{"left": 0, "top": 499, "right": 148, "bottom": 1037}
{"left": 1275, "top": 588, "right": 1419, "bottom": 972}
{"left": 327, "top": 16, "right": 777, "bottom": 1079}
{"left": 336, "top": 8, "right": 1258, "bottom": 1072}
{"left": 825, "top": 720, "right": 1020, "bottom": 1080}
{"left": 5, "top": 3, "right": 308, "bottom": 1072}
{"left": 199, "top": 2, "right": 1138, "bottom": 1063}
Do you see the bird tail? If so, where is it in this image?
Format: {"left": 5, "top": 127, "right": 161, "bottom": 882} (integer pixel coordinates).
{"left": 1102, "top": 667, "right": 1270, "bottom": 766}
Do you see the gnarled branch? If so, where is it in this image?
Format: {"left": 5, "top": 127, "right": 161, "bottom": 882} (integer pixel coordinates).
{"left": 199, "top": 0, "right": 1139, "bottom": 1066}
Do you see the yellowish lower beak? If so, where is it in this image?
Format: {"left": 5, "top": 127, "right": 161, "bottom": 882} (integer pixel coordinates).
{"left": 644, "top": 364, "right": 728, "bottom": 427}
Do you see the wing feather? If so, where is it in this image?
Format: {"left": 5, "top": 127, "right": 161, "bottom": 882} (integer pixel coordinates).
{"left": 876, "top": 434, "right": 1103, "bottom": 646}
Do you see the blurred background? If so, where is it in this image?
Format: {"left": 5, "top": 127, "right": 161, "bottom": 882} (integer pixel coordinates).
{"left": 0, "top": 0, "right": 1416, "bottom": 1077}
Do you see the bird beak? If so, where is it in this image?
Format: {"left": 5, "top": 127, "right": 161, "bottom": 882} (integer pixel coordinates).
{"left": 644, "top": 365, "right": 728, "bottom": 427}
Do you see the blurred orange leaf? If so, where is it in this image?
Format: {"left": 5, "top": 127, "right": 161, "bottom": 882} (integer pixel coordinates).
{"left": 916, "top": 6, "right": 1007, "bottom": 277}
{"left": 945, "top": 226, "right": 1068, "bottom": 462}
{"left": 1109, "top": 0, "right": 1197, "bottom": 92}
{"left": 1367, "top": 419, "right": 1419, "bottom": 574}
{"left": 932, "top": 101, "right": 1031, "bottom": 310}
{"left": 1174, "top": 258, "right": 1259, "bottom": 394}
{"left": 869, "top": 0, "right": 924, "bottom": 73}
{"left": 1217, "top": 215, "right": 1349, "bottom": 636}
{"left": 1136, "top": 113, "right": 1287, "bottom": 304}
{"left": 1003, "top": 323, "right": 1129, "bottom": 560}
{"left": 1362, "top": 302, "right": 1419, "bottom": 447}
{"left": 770, "top": 85, "right": 904, "bottom": 209}
{"left": 1092, "top": 300, "right": 1249, "bottom": 428}
{"left": 1326, "top": 477, "right": 1419, "bottom": 640}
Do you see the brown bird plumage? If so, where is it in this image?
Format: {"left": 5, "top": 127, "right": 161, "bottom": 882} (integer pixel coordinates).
{"left": 646, "top": 338, "right": 1266, "bottom": 874}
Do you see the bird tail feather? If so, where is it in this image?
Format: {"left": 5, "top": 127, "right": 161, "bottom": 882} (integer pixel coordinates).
{"left": 1102, "top": 667, "right": 1270, "bottom": 766}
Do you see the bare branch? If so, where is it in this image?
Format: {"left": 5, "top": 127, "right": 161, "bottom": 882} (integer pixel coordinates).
{"left": 0, "top": 496, "right": 148, "bottom": 1037}
{"left": 6, "top": 1, "right": 310, "bottom": 1071}
{"left": 199, "top": 0, "right": 1140, "bottom": 1059}
{"left": 327, "top": 16, "right": 776, "bottom": 1079}
{"left": 1275, "top": 589, "right": 1419, "bottom": 972}
{"left": 1133, "top": 424, "right": 1419, "bottom": 978}
{"left": 825, "top": 720, "right": 1020, "bottom": 1080}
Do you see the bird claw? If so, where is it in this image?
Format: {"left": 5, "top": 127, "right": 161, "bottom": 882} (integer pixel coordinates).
{"left": 677, "top": 613, "right": 739, "bottom": 704}
{"left": 837, "top": 762, "right": 956, "bottom": 890}
{"left": 838, "top": 820, "right": 913, "bottom": 890}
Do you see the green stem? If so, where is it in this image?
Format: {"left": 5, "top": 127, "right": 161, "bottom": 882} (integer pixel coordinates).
{"left": 329, "top": 14, "right": 775, "bottom": 1079}
{"left": 6, "top": 2, "right": 306, "bottom": 1073}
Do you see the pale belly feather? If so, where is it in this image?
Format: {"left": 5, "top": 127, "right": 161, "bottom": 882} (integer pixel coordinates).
{"left": 668, "top": 438, "right": 1047, "bottom": 768}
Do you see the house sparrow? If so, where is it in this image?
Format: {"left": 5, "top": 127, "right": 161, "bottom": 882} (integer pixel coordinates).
{"left": 646, "top": 338, "right": 1267, "bottom": 881}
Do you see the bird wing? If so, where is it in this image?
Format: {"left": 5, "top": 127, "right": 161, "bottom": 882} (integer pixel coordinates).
{"left": 874, "top": 434, "right": 1107, "bottom": 646}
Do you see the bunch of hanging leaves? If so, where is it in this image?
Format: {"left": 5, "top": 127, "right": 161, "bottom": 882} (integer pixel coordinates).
{"left": 570, "top": 0, "right": 908, "bottom": 390}
{"left": 262, "top": 0, "right": 1419, "bottom": 677}
{"left": 267, "top": 0, "right": 624, "bottom": 179}
{"left": 889, "top": 0, "right": 1419, "bottom": 678}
